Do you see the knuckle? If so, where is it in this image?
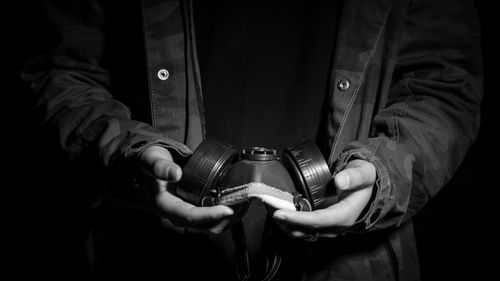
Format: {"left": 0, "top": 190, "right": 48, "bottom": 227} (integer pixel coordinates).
{"left": 185, "top": 208, "right": 197, "bottom": 224}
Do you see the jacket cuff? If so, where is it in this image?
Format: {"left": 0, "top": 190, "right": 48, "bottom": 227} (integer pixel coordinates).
{"left": 119, "top": 135, "right": 193, "bottom": 186}
{"left": 121, "top": 135, "right": 192, "bottom": 161}
{"left": 333, "top": 144, "right": 391, "bottom": 233}
{"left": 105, "top": 134, "right": 193, "bottom": 209}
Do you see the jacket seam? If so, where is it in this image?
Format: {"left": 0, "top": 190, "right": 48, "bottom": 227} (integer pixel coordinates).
{"left": 187, "top": 0, "right": 206, "bottom": 139}
{"left": 329, "top": 8, "right": 390, "bottom": 164}
{"left": 141, "top": 0, "right": 158, "bottom": 129}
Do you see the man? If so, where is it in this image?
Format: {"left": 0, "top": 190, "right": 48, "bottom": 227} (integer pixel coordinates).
{"left": 22, "top": 0, "right": 482, "bottom": 280}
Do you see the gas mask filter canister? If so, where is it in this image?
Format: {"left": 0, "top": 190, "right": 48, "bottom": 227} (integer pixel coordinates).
{"left": 177, "top": 138, "right": 337, "bottom": 211}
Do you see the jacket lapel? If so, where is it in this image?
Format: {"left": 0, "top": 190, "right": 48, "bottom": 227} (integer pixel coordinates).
{"left": 141, "top": 0, "right": 204, "bottom": 149}
{"left": 327, "top": 0, "right": 394, "bottom": 165}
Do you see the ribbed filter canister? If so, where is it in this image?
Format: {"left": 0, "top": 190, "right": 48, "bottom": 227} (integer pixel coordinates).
{"left": 281, "top": 141, "right": 334, "bottom": 210}
{"left": 177, "top": 138, "right": 239, "bottom": 205}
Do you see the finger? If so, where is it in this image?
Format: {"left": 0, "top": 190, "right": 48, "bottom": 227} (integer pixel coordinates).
{"left": 160, "top": 217, "right": 186, "bottom": 234}
{"left": 290, "top": 229, "right": 309, "bottom": 239}
{"left": 275, "top": 220, "right": 342, "bottom": 240}
{"left": 219, "top": 203, "right": 249, "bottom": 228}
{"left": 140, "top": 146, "right": 182, "bottom": 182}
{"left": 189, "top": 218, "right": 233, "bottom": 235}
{"left": 273, "top": 200, "right": 353, "bottom": 229}
{"left": 255, "top": 194, "right": 296, "bottom": 211}
{"left": 334, "top": 159, "right": 376, "bottom": 191}
{"left": 276, "top": 216, "right": 345, "bottom": 237}
{"left": 274, "top": 184, "right": 372, "bottom": 228}
{"left": 160, "top": 218, "right": 227, "bottom": 235}
{"left": 337, "top": 184, "right": 373, "bottom": 225}
{"left": 185, "top": 205, "right": 235, "bottom": 225}
{"left": 209, "top": 218, "right": 233, "bottom": 234}
{"left": 151, "top": 158, "right": 182, "bottom": 182}
{"left": 155, "top": 190, "right": 234, "bottom": 225}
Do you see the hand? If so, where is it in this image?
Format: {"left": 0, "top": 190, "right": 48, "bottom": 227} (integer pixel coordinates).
{"left": 139, "top": 145, "right": 235, "bottom": 234}
{"left": 272, "top": 159, "right": 375, "bottom": 240}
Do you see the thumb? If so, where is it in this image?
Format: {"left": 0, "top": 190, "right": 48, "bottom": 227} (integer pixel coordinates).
{"left": 140, "top": 145, "right": 182, "bottom": 182}
{"left": 334, "top": 159, "right": 376, "bottom": 191}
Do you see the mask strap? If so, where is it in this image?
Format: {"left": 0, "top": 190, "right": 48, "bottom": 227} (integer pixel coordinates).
{"left": 232, "top": 221, "right": 251, "bottom": 281}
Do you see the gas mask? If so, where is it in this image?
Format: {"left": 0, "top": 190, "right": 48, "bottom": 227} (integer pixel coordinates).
{"left": 176, "top": 138, "right": 337, "bottom": 211}
{"left": 174, "top": 138, "right": 338, "bottom": 280}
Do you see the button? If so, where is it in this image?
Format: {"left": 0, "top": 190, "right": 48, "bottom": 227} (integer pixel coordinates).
{"left": 337, "top": 78, "right": 350, "bottom": 92}
{"left": 157, "top": 69, "right": 169, "bottom": 81}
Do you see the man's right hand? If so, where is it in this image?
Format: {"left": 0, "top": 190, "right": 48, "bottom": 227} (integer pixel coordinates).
{"left": 139, "top": 145, "right": 235, "bottom": 234}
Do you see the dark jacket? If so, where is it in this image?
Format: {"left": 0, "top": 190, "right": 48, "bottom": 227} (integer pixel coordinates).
{"left": 22, "top": 0, "right": 482, "bottom": 280}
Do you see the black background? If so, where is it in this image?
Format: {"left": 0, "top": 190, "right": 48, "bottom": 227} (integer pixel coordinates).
{"left": 3, "top": 1, "right": 498, "bottom": 280}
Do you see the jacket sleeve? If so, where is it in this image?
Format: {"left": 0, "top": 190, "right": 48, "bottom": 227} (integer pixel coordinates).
{"left": 21, "top": 0, "right": 191, "bottom": 201}
{"left": 336, "top": 0, "right": 483, "bottom": 232}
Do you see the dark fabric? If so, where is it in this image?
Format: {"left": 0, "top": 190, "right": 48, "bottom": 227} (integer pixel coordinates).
{"left": 194, "top": 1, "right": 337, "bottom": 149}
{"left": 193, "top": 1, "right": 339, "bottom": 276}
{"left": 331, "top": 0, "right": 483, "bottom": 233}
{"left": 195, "top": 1, "right": 339, "bottom": 151}
{"left": 20, "top": 0, "right": 483, "bottom": 280}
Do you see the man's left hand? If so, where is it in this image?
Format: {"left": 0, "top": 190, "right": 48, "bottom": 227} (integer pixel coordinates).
{"left": 272, "top": 159, "right": 375, "bottom": 240}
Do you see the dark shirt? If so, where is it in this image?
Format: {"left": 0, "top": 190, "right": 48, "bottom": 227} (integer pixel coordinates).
{"left": 195, "top": 1, "right": 339, "bottom": 151}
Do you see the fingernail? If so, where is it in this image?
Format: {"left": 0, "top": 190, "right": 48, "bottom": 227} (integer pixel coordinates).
{"left": 336, "top": 174, "right": 348, "bottom": 189}
{"left": 167, "top": 166, "right": 182, "bottom": 182}
{"left": 223, "top": 207, "right": 234, "bottom": 216}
